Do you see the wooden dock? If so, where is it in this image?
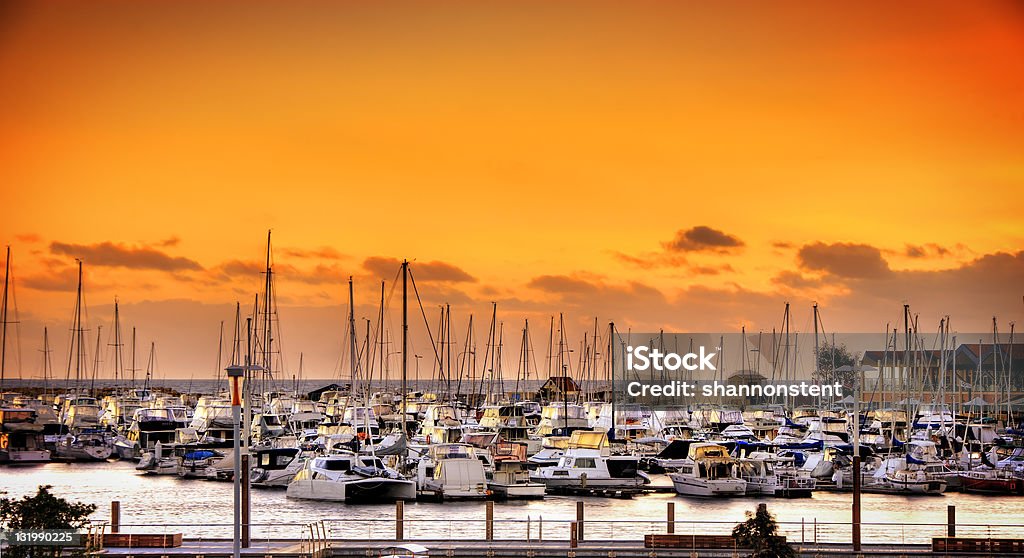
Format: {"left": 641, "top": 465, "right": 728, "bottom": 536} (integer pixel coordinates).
{"left": 88, "top": 537, "right": 1024, "bottom": 557}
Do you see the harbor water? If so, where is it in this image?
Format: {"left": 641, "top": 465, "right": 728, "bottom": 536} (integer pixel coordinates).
{"left": 3, "top": 460, "right": 1022, "bottom": 544}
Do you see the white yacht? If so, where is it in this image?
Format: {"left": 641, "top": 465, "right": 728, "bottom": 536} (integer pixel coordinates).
{"left": 415, "top": 443, "right": 490, "bottom": 500}
{"left": 251, "top": 447, "right": 305, "bottom": 487}
{"left": 737, "top": 453, "right": 778, "bottom": 495}
{"left": 417, "top": 403, "right": 464, "bottom": 444}
{"left": 115, "top": 407, "right": 185, "bottom": 460}
{"left": 287, "top": 452, "right": 415, "bottom": 502}
{"left": 669, "top": 442, "right": 746, "bottom": 497}
{"left": 54, "top": 430, "right": 114, "bottom": 461}
{"left": 250, "top": 412, "right": 287, "bottom": 443}
{"left": 0, "top": 408, "right": 51, "bottom": 463}
{"left": 534, "top": 403, "right": 589, "bottom": 437}
{"left": 530, "top": 430, "right": 650, "bottom": 491}
{"left": 487, "top": 442, "right": 545, "bottom": 499}
{"left": 528, "top": 435, "right": 569, "bottom": 469}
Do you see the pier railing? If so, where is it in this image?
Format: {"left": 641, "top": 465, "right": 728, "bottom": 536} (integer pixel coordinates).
{"left": 97, "top": 517, "right": 1024, "bottom": 547}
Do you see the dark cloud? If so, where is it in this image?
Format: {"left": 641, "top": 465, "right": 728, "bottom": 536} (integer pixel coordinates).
{"left": 904, "top": 243, "right": 952, "bottom": 258}
{"left": 158, "top": 236, "right": 181, "bottom": 247}
{"left": 528, "top": 275, "right": 600, "bottom": 295}
{"left": 664, "top": 226, "right": 744, "bottom": 253}
{"left": 690, "top": 264, "right": 734, "bottom": 276}
{"left": 280, "top": 246, "right": 348, "bottom": 260}
{"left": 287, "top": 263, "right": 348, "bottom": 286}
{"left": 50, "top": 241, "right": 203, "bottom": 272}
{"left": 21, "top": 267, "right": 80, "bottom": 292}
{"left": 216, "top": 259, "right": 264, "bottom": 277}
{"left": 362, "top": 257, "right": 476, "bottom": 283}
{"left": 818, "top": 251, "right": 1024, "bottom": 328}
{"left": 15, "top": 233, "right": 42, "bottom": 243}
{"left": 772, "top": 241, "right": 794, "bottom": 250}
{"left": 772, "top": 270, "right": 824, "bottom": 289}
{"left": 797, "top": 242, "right": 891, "bottom": 279}
{"left": 611, "top": 251, "right": 687, "bottom": 269}
{"left": 526, "top": 273, "right": 786, "bottom": 332}
{"left": 210, "top": 259, "right": 348, "bottom": 286}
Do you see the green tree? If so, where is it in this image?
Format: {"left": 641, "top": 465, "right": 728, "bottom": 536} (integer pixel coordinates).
{"left": 814, "top": 340, "right": 857, "bottom": 388}
{"left": 0, "top": 485, "right": 96, "bottom": 558}
{"left": 732, "top": 503, "right": 794, "bottom": 558}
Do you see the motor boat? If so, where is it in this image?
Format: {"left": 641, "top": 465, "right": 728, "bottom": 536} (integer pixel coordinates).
{"left": 531, "top": 430, "right": 650, "bottom": 491}
{"left": 251, "top": 447, "right": 306, "bottom": 487}
{"left": 669, "top": 442, "right": 746, "bottom": 497}
{"left": 415, "top": 443, "right": 490, "bottom": 500}
{"left": 287, "top": 452, "right": 415, "bottom": 502}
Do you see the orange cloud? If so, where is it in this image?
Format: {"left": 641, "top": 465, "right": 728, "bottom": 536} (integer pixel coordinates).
{"left": 797, "top": 242, "right": 891, "bottom": 279}
{"left": 663, "top": 226, "right": 745, "bottom": 253}
{"left": 50, "top": 241, "right": 202, "bottom": 272}
{"left": 363, "top": 257, "right": 476, "bottom": 283}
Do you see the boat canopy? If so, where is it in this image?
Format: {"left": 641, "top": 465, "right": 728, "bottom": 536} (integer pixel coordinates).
{"left": 688, "top": 443, "right": 732, "bottom": 462}
{"left": 568, "top": 430, "right": 607, "bottom": 450}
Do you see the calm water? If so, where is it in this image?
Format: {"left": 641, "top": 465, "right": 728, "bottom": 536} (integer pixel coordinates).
{"left": 3, "top": 461, "right": 1022, "bottom": 544}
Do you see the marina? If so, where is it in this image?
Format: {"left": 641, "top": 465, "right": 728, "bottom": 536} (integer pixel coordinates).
{"left": 2, "top": 248, "right": 1024, "bottom": 555}
{"left": 3, "top": 1, "right": 1024, "bottom": 555}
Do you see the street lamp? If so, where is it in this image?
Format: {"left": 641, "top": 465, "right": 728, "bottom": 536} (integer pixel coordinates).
{"left": 226, "top": 365, "right": 245, "bottom": 558}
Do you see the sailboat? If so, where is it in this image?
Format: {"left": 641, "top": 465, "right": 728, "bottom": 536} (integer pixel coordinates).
{"left": 54, "top": 260, "right": 114, "bottom": 461}
{"left": 0, "top": 248, "right": 51, "bottom": 464}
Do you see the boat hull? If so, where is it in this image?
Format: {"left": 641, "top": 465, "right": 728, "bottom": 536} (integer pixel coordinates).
{"left": 488, "top": 482, "right": 546, "bottom": 499}
{"left": 670, "top": 475, "right": 747, "bottom": 497}
{"left": 287, "top": 477, "right": 416, "bottom": 502}
{"left": 0, "top": 449, "right": 51, "bottom": 463}
{"left": 530, "top": 475, "right": 648, "bottom": 490}
{"left": 959, "top": 475, "right": 1024, "bottom": 495}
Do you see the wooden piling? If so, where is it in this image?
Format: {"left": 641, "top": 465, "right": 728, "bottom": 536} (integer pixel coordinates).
{"left": 852, "top": 455, "right": 861, "bottom": 552}
{"left": 666, "top": 502, "right": 675, "bottom": 534}
{"left": 485, "top": 501, "right": 494, "bottom": 541}
{"left": 576, "top": 501, "right": 584, "bottom": 541}
{"left": 111, "top": 501, "right": 120, "bottom": 533}
{"left": 241, "top": 453, "right": 251, "bottom": 549}
{"left": 396, "top": 500, "right": 404, "bottom": 540}
{"left": 948, "top": 505, "right": 956, "bottom": 537}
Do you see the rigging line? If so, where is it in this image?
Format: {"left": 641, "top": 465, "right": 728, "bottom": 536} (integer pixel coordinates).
{"left": 406, "top": 266, "right": 445, "bottom": 380}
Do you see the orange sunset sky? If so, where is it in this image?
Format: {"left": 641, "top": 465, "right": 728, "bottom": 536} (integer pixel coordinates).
{"left": 1, "top": 1, "right": 1022, "bottom": 380}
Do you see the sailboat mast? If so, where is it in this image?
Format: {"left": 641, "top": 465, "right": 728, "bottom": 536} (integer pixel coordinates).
{"left": 813, "top": 302, "right": 820, "bottom": 385}
{"left": 547, "top": 316, "right": 554, "bottom": 377}
{"left": 111, "top": 299, "right": 123, "bottom": 385}
{"left": 349, "top": 276, "right": 358, "bottom": 388}
{"left": 146, "top": 341, "right": 154, "bottom": 390}
{"left": 91, "top": 325, "right": 102, "bottom": 393}
{"left": 446, "top": 303, "right": 452, "bottom": 401}
{"left": 609, "top": 322, "right": 616, "bottom": 439}
{"left": 215, "top": 320, "right": 224, "bottom": 386}
{"left": 65, "top": 259, "right": 84, "bottom": 387}
{"left": 401, "top": 260, "right": 408, "bottom": 436}
{"left": 41, "top": 327, "right": 52, "bottom": 393}
{"left": 1, "top": 245, "right": 9, "bottom": 389}
{"left": 365, "top": 319, "right": 372, "bottom": 389}
{"left": 379, "top": 281, "right": 385, "bottom": 390}
{"left": 131, "top": 327, "right": 137, "bottom": 387}
{"left": 262, "top": 230, "right": 273, "bottom": 393}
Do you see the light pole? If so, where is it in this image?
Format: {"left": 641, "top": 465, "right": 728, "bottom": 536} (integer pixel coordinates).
{"left": 226, "top": 365, "right": 245, "bottom": 558}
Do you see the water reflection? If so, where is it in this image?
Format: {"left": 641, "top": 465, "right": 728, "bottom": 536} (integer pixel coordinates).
{"left": 2, "top": 461, "right": 1020, "bottom": 544}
